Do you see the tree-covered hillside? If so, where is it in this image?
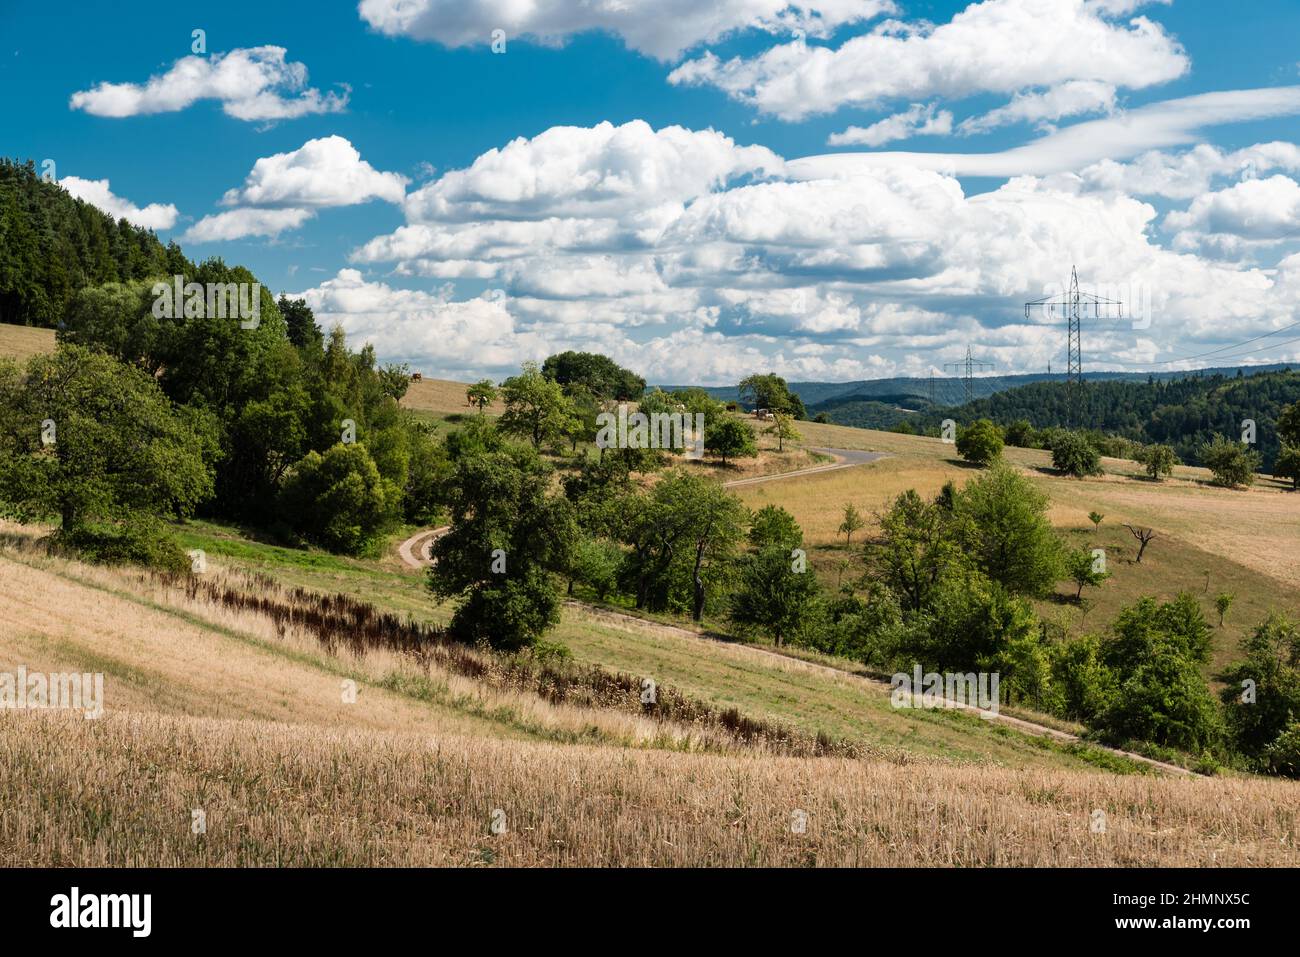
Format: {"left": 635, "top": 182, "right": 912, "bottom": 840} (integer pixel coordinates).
{"left": 914, "top": 370, "right": 1300, "bottom": 470}
{"left": 0, "top": 158, "right": 190, "bottom": 327}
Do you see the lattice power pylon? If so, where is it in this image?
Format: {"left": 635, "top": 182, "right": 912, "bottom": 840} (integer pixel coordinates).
{"left": 944, "top": 346, "right": 994, "bottom": 406}
{"left": 1024, "top": 266, "right": 1124, "bottom": 426}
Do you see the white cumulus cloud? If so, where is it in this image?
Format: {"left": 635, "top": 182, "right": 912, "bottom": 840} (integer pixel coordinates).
{"left": 220, "top": 136, "right": 408, "bottom": 208}
{"left": 668, "top": 0, "right": 1187, "bottom": 121}
{"left": 59, "top": 176, "right": 179, "bottom": 230}
{"left": 357, "top": 0, "right": 895, "bottom": 61}
{"left": 828, "top": 103, "right": 954, "bottom": 147}
{"left": 69, "top": 46, "right": 348, "bottom": 122}
{"left": 182, "top": 208, "right": 315, "bottom": 243}
{"left": 1166, "top": 175, "right": 1300, "bottom": 257}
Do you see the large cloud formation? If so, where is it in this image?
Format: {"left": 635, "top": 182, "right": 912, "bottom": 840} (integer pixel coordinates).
{"left": 668, "top": 0, "right": 1188, "bottom": 121}
{"left": 302, "top": 116, "right": 1300, "bottom": 383}
{"left": 357, "top": 0, "right": 895, "bottom": 61}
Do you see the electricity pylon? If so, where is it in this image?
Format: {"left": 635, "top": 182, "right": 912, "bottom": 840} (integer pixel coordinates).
{"left": 1024, "top": 266, "right": 1123, "bottom": 426}
{"left": 944, "top": 347, "right": 994, "bottom": 406}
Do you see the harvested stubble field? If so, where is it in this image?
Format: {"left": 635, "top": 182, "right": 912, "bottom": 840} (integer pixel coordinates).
{"left": 3, "top": 709, "right": 1298, "bottom": 867}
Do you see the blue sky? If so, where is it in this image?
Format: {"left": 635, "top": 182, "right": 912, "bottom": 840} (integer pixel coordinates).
{"left": 4, "top": 0, "right": 1300, "bottom": 384}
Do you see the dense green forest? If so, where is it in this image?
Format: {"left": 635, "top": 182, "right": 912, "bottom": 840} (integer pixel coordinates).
{"left": 0, "top": 159, "right": 190, "bottom": 328}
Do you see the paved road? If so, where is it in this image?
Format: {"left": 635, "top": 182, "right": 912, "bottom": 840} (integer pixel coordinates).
{"left": 722, "top": 446, "right": 887, "bottom": 488}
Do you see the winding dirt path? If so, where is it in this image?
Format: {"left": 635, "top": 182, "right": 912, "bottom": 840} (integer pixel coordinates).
{"left": 397, "top": 526, "right": 448, "bottom": 569}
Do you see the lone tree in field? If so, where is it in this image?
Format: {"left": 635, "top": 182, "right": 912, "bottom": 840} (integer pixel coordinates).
{"left": 1065, "top": 546, "right": 1110, "bottom": 601}
{"left": 1051, "top": 431, "right": 1102, "bottom": 477}
{"left": 1136, "top": 443, "right": 1178, "bottom": 481}
{"left": 1215, "top": 592, "right": 1236, "bottom": 628}
{"left": 766, "top": 410, "right": 801, "bottom": 451}
{"left": 956, "top": 418, "right": 1003, "bottom": 467}
{"left": 0, "top": 345, "right": 216, "bottom": 535}
{"left": 1200, "top": 434, "right": 1260, "bottom": 488}
{"left": 705, "top": 417, "right": 757, "bottom": 465}
{"left": 838, "top": 502, "right": 865, "bottom": 544}
{"left": 466, "top": 379, "right": 498, "bottom": 412}
{"left": 738, "top": 372, "right": 806, "bottom": 419}
{"left": 1122, "top": 524, "right": 1157, "bottom": 563}
{"left": 1276, "top": 443, "right": 1300, "bottom": 490}
{"left": 429, "top": 442, "right": 577, "bottom": 649}
{"left": 1088, "top": 511, "right": 1104, "bottom": 532}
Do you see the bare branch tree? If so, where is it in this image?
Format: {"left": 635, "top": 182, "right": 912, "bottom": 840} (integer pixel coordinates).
{"left": 1122, "top": 524, "right": 1157, "bottom": 563}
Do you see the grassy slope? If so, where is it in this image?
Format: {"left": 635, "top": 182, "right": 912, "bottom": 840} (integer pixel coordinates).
{"left": 171, "top": 520, "right": 1113, "bottom": 770}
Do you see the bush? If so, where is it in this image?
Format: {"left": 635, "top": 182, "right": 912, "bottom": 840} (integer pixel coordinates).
{"left": 568, "top": 536, "right": 622, "bottom": 600}
{"left": 1219, "top": 613, "right": 1300, "bottom": 763}
{"left": 890, "top": 565, "right": 1041, "bottom": 694}
{"left": 1275, "top": 443, "right": 1300, "bottom": 490}
{"left": 1091, "top": 596, "right": 1223, "bottom": 752}
{"left": 54, "top": 518, "right": 190, "bottom": 573}
{"left": 279, "top": 443, "right": 398, "bottom": 555}
{"left": 1050, "top": 431, "right": 1103, "bottom": 477}
{"left": 1136, "top": 443, "right": 1179, "bottom": 480}
{"left": 1200, "top": 434, "right": 1260, "bottom": 488}
{"left": 956, "top": 418, "right": 1003, "bottom": 466}
{"left": 1048, "top": 634, "right": 1117, "bottom": 722}
{"left": 1003, "top": 420, "right": 1037, "bottom": 448}
{"left": 1262, "top": 723, "right": 1300, "bottom": 778}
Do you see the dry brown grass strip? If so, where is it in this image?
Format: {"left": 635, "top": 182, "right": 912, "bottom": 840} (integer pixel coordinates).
{"left": 1, "top": 710, "right": 1297, "bottom": 867}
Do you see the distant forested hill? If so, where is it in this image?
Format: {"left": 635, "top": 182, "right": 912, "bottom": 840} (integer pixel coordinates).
{"left": 661, "top": 364, "right": 1296, "bottom": 420}
{"left": 0, "top": 158, "right": 191, "bottom": 327}
{"left": 906, "top": 369, "right": 1300, "bottom": 470}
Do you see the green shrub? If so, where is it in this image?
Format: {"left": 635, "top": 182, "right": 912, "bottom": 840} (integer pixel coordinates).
{"left": 1200, "top": 434, "right": 1261, "bottom": 488}
{"left": 54, "top": 519, "right": 190, "bottom": 573}
{"left": 278, "top": 443, "right": 398, "bottom": 555}
{"left": 956, "top": 418, "right": 1003, "bottom": 466}
{"left": 1050, "top": 431, "right": 1102, "bottom": 477}
{"left": 1136, "top": 443, "right": 1179, "bottom": 480}
{"left": 1262, "top": 723, "right": 1300, "bottom": 778}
